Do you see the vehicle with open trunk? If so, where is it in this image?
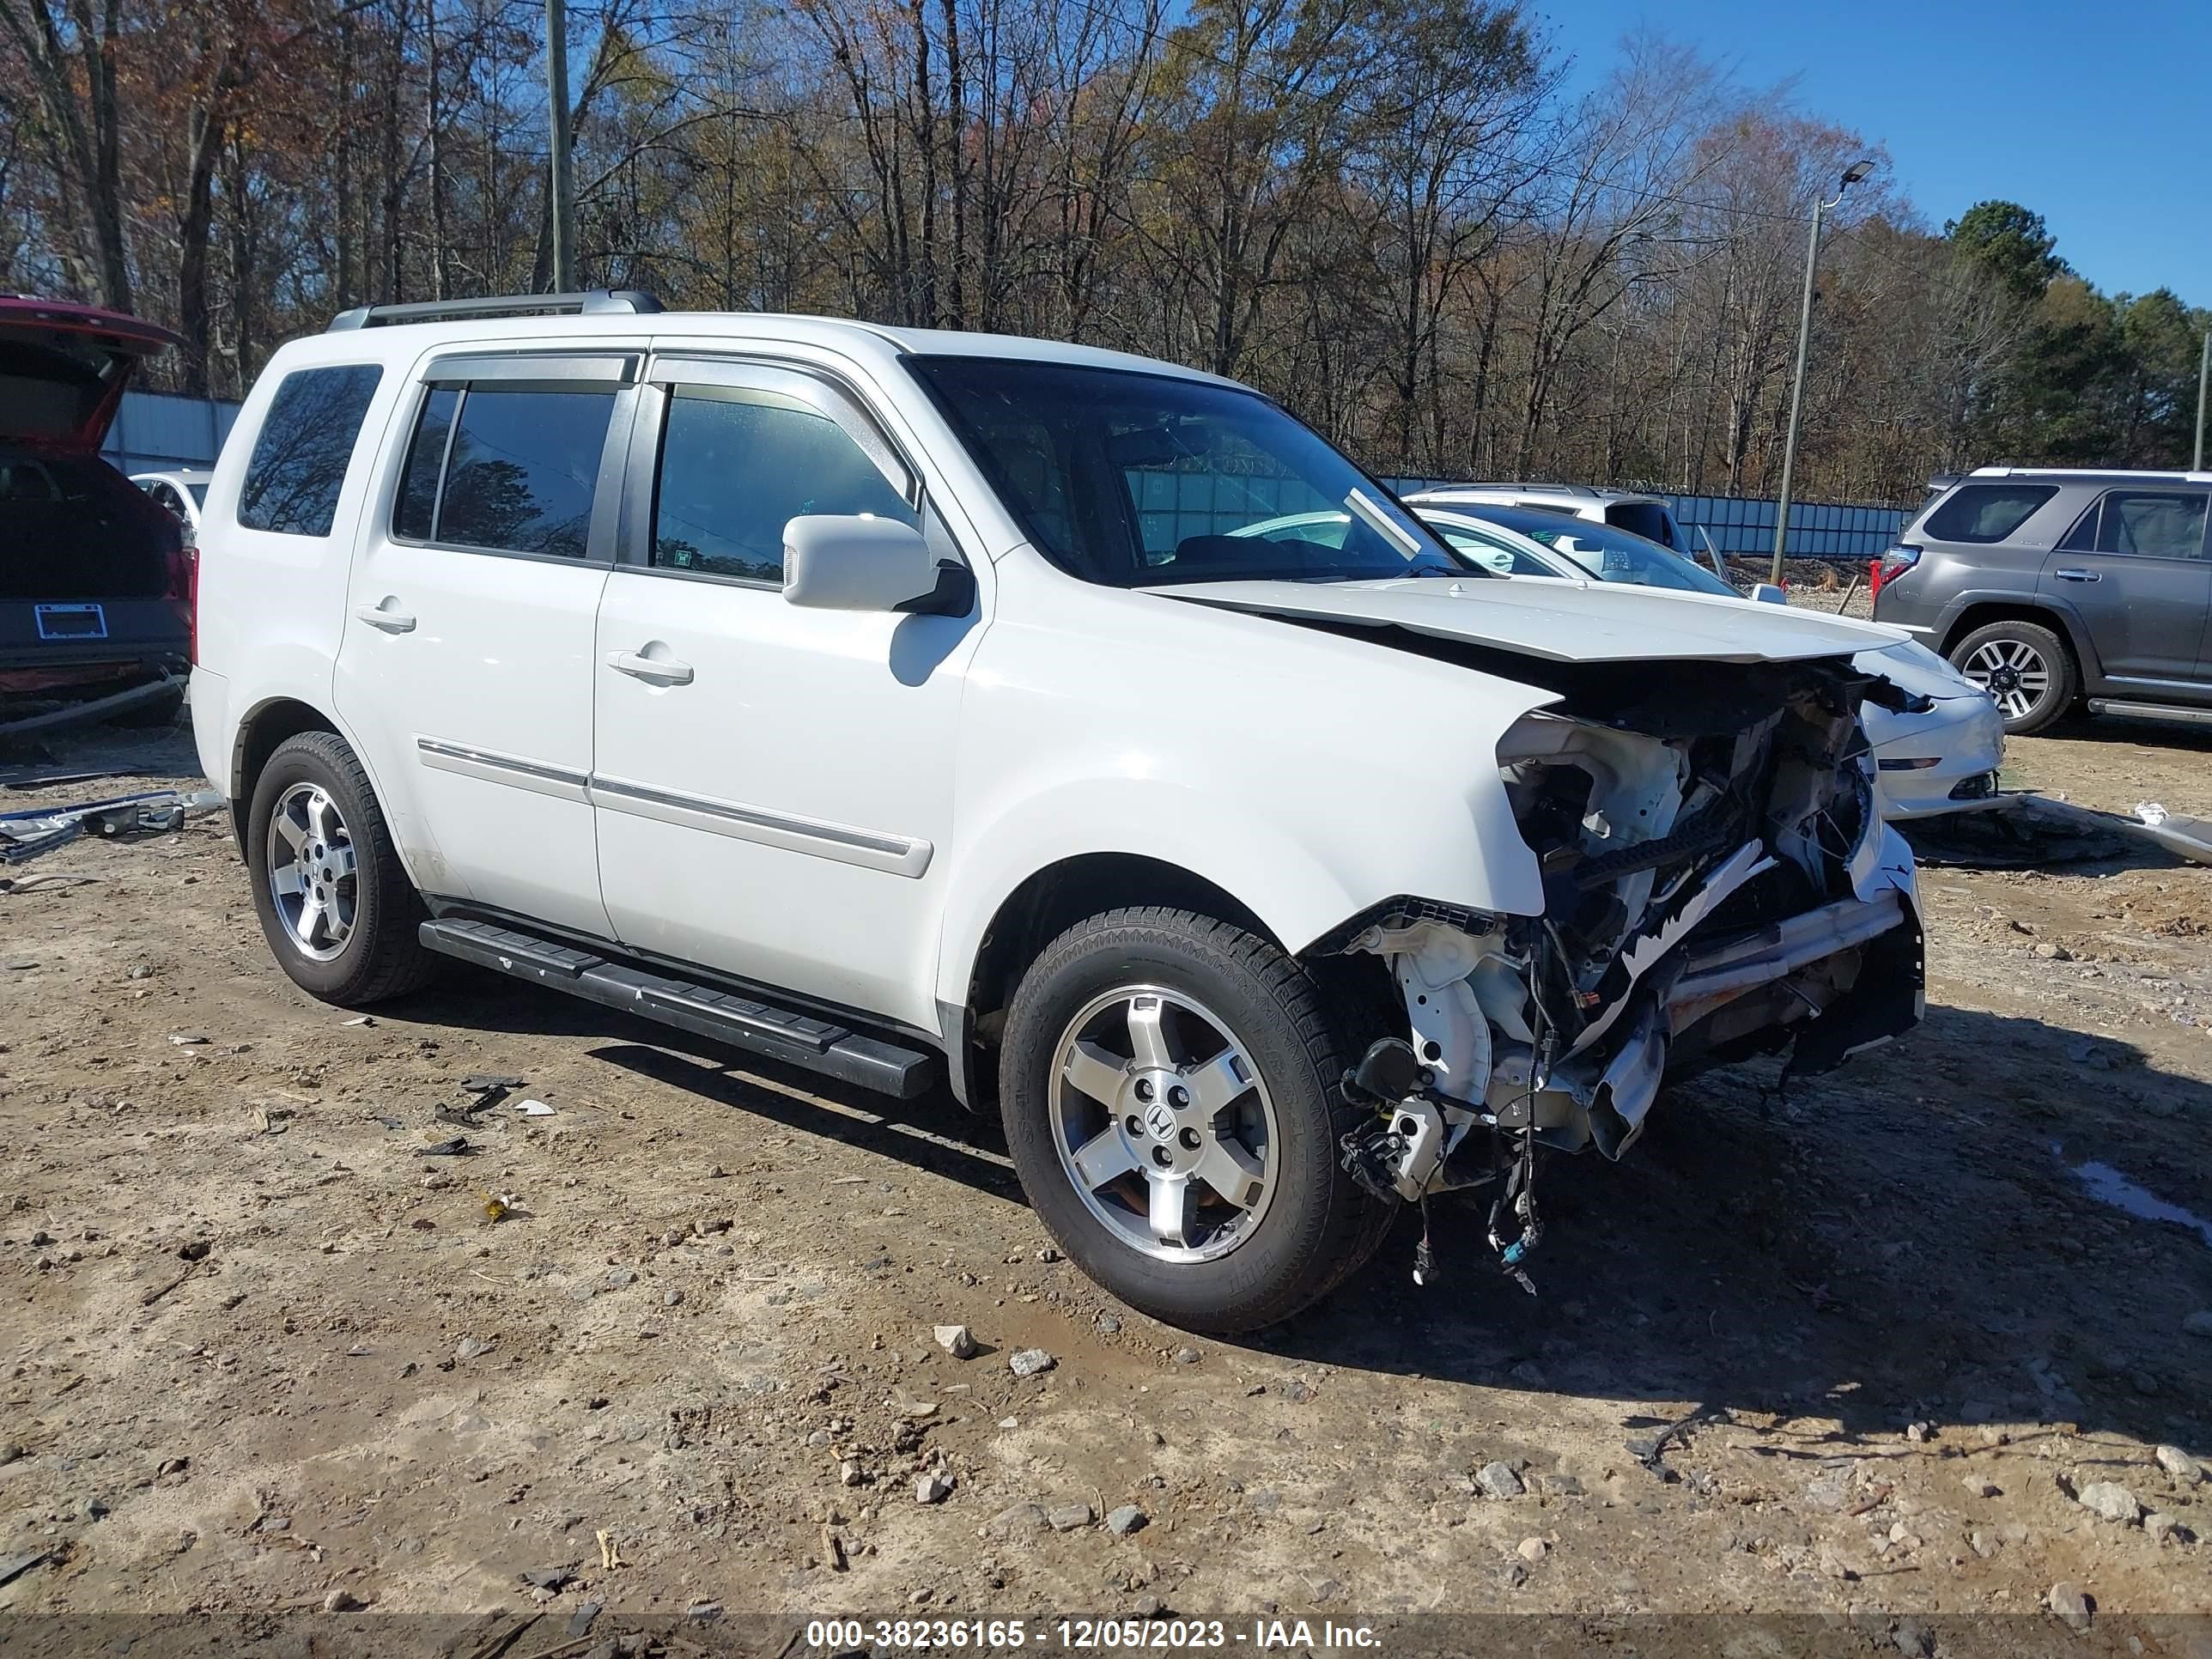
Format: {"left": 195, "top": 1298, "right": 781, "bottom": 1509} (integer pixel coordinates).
{"left": 0, "top": 297, "right": 191, "bottom": 709}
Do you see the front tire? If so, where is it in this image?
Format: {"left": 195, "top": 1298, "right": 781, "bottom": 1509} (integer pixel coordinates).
{"left": 1949, "top": 619, "right": 2076, "bottom": 736}
{"left": 246, "top": 731, "right": 436, "bottom": 1005}
{"left": 999, "top": 908, "right": 1387, "bottom": 1334}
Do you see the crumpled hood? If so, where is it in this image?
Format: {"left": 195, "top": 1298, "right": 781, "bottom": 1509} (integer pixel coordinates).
{"left": 1157, "top": 574, "right": 1893, "bottom": 665}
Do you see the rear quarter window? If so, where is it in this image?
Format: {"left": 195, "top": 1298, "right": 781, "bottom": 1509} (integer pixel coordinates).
{"left": 1603, "top": 501, "right": 1673, "bottom": 546}
{"left": 236, "top": 364, "right": 384, "bottom": 537}
{"left": 1922, "top": 483, "right": 2057, "bottom": 544}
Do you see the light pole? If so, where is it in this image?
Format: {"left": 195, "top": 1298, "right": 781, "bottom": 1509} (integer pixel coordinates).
{"left": 2195, "top": 327, "right": 2209, "bottom": 472}
{"left": 1770, "top": 159, "right": 1874, "bottom": 586}
{"left": 545, "top": 0, "right": 576, "bottom": 293}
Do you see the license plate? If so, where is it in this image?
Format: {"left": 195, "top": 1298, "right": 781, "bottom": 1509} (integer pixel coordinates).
{"left": 33, "top": 603, "right": 107, "bottom": 641}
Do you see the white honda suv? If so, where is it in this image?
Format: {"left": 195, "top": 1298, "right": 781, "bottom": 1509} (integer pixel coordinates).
{"left": 192, "top": 292, "right": 1924, "bottom": 1333}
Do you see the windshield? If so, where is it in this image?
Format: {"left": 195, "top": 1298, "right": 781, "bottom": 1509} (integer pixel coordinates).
{"left": 1463, "top": 504, "right": 1738, "bottom": 598}
{"left": 908, "top": 357, "right": 1463, "bottom": 586}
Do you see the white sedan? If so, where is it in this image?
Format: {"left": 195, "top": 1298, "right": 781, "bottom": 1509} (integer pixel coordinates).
{"left": 1237, "top": 503, "right": 2005, "bottom": 822}
{"left": 131, "top": 469, "right": 213, "bottom": 542}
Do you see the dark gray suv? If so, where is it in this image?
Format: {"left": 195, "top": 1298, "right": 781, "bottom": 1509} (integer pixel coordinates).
{"left": 1872, "top": 467, "right": 2211, "bottom": 735}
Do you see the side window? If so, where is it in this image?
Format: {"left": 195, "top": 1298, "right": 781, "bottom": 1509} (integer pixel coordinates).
{"left": 1922, "top": 483, "right": 2056, "bottom": 544}
{"left": 2057, "top": 498, "right": 2100, "bottom": 551}
{"left": 2091, "top": 490, "right": 2209, "bottom": 559}
{"left": 651, "top": 386, "right": 916, "bottom": 583}
{"left": 1603, "top": 501, "right": 1671, "bottom": 546}
{"left": 392, "top": 386, "right": 459, "bottom": 540}
{"left": 237, "top": 364, "right": 383, "bottom": 536}
{"left": 437, "top": 387, "right": 616, "bottom": 557}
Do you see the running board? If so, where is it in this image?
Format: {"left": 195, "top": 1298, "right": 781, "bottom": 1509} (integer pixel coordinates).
{"left": 2087, "top": 697, "right": 2212, "bottom": 726}
{"left": 417, "top": 918, "right": 940, "bottom": 1098}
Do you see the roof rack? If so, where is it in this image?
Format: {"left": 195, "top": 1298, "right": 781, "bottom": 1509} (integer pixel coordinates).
{"left": 1968, "top": 465, "right": 2212, "bottom": 484}
{"left": 326, "top": 289, "right": 664, "bottom": 331}
{"left": 1445, "top": 479, "right": 1601, "bottom": 496}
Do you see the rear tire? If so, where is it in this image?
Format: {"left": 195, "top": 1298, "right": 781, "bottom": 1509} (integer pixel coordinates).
{"left": 246, "top": 731, "right": 437, "bottom": 1006}
{"left": 1948, "top": 619, "right": 2076, "bottom": 736}
{"left": 998, "top": 907, "right": 1387, "bottom": 1334}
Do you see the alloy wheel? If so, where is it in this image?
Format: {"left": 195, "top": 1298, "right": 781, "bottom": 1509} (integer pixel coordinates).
{"left": 1048, "top": 985, "right": 1279, "bottom": 1264}
{"left": 265, "top": 781, "right": 357, "bottom": 961}
{"left": 1960, "top": 638, "right": 2050, "bottom": 722}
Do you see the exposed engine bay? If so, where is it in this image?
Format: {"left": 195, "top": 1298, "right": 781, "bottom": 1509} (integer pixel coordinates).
{"left": 1326, "top": 649, "right": 1926, "bottom": 1289}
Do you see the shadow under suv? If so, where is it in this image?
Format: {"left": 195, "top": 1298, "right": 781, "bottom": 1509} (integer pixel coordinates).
{"left": 1872, "top": 467, "right": 2212, "bottom": 736}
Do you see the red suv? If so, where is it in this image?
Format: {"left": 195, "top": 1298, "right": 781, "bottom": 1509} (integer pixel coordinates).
{"left": 0, "top": 296, "right": 192, "bottom": 709}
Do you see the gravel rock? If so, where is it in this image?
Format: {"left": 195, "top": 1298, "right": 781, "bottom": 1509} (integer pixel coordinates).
{"left": 985, "top": 1502, "right": 1049, "bottom": 1535}
{"left": 1516, "top": 1536, "right": 1547, "bottom": 1562}
{"left": 933, "top": 1324, "right": 978, "bottom": 1359}
{"left": 839, "top": 1460, "right": 865, "bottom": 1487}
{"left": 661, "top": 1290, "right": 683, "bottom": 1308}
{"left": 1008, "top": 1347, "right": 1055, "bottom": 1377}
{"left": 1960, "top": 1476, "right": 2000, "bottom": 1499}
{"left": 1046, "top": 1502, "right": 1095, "bottom": 1532}
{"left": 453, "top": 1336, "right": 488, "bottom": 1362}
{"left": 1476, "top": 1461, "right": 1525, "bottom": 1500}
{"left": 2183, "top": 1310, "right": 2212, "bottom": 1339}
{"left": 1893, "top": 1619, "right": 1935, "bottom": 1658}
{"left": 2047, "top": 1581, "right": 2091, "bottom": 1632}
{"left": 915, "top": 1471, "right": 954, "bottom": 1504}
{"left": 320, "top": 1589, "right": 362, "bottom": 1613}
{"left": 1096, "top": 1313, "right": 1120, "bottom": 1334}
{"left": 1173, "top": 1346, "right": 1200, "bottom": 1364}
{"left": 2074, "top": 1480, "right": 2141, "bottom": 1523}
{"left": 2144, "top": 1510, "right": 2180, "bottom": 1545}
{"left": 2154, "top": 1444, "right": 2202, "bottom": 1483}
{"left": 1104, "top": 1504, "right": 1146, "bottom": 1536}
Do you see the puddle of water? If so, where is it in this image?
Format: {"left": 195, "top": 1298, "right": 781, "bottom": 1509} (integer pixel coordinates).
{"left": 2069, "top": 1159, "right": 2212, "bottom": 1249}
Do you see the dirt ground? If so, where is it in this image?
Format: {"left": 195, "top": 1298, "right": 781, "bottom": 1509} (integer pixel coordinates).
{"left": 1, "top": 709, "right": 2208, "bottom": 1659}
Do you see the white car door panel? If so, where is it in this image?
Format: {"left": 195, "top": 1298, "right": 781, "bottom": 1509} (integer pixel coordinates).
{"left": 591, "top": 356, "right": 979, "bottom": 1028}
{"left": 334, "top": 348, "right": 643, "bottom": 936}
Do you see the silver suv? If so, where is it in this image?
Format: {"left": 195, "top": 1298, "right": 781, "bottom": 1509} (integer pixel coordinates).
{"left": 1873, "top": 466, "right": 2212, "bottom": 734}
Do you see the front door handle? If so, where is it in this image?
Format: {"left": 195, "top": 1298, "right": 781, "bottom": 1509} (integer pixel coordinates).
{"left": 605, "top": 648, "right": 694, "bottom": 686}
{"left": 2052, "top": 568, "right": 2102, "bottom": 583}
{"left": 355, "top": 600, "right": 417, "bottom": 632}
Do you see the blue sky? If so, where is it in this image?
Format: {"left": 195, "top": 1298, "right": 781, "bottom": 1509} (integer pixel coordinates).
{"left": 1536, "top": 0, "right": 2209, "bottom": 307}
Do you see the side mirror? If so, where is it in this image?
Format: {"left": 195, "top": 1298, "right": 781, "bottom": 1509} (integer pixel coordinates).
{"left": 781, "top": 515, "right": 945, "bottom": 612}
{"left": 1749, "top": 582, "right": 1786, "bottom": 605}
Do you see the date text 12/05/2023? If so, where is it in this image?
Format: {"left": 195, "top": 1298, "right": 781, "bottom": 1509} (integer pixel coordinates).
{"left": 803, "top": 1618, "right": 1383, "bottom": 1650}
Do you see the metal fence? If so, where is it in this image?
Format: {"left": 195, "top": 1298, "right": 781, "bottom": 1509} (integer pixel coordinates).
{"left": 101, "top": 390, "right": 241, "bottom": 476}
{"left": 1659, "top": 493, "right": 1909, "bottom": 562}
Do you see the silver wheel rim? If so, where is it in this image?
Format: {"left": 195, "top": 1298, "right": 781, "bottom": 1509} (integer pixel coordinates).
{"left": 266, "top": 782, "right": 357, "bottom": 961}
{"left": 1048, "top": 985, "right": 1279, "bottom": 1265}
{"left": 1960, "top": 639, "right": 2051, "bottom": 722}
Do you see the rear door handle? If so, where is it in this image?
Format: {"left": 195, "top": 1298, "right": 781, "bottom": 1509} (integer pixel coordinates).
{"left": 605, "top": 648, "right": 694, "bottom": 686}
{"left": 355, "top": 601, "right": 417, "bottom": 632}
{"left": 2052, "top": 568, "right": 2101, "bottom": 583}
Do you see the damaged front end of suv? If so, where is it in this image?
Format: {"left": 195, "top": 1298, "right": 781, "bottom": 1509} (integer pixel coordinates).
{"left": 1328, "top": 650, "right": 1923, "bottom": 1285}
